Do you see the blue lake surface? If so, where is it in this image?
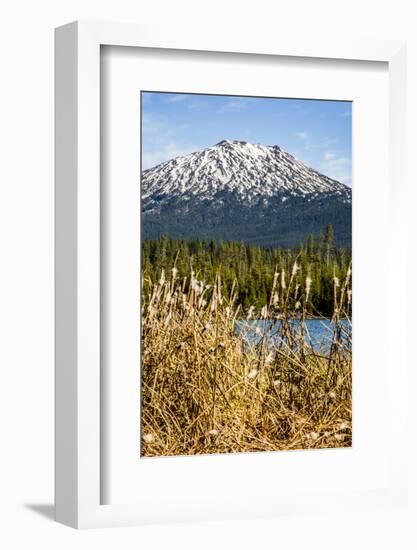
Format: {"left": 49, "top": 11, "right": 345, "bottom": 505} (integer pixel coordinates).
{"left": 236, "top": 319, "right": 351, "bottom": 352}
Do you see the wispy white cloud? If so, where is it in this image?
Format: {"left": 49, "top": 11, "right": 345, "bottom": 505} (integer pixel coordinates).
{"left": 296, "top": 131, "right": 308, "bottom": 140}
{"left": 166, "top": 94, "right": 189, "bottom": 103}
{"left": 141, "top": 111, "right": 199, "bottom": 169}
{"left": 319, "top": 152, "right": 352, "bottom": 186}
{"left": 188, "top": 99, "right": 210, "bottom": 110}
{"left": 142, "top": 112, "right": 175, "bottom": 139}
{"left": 142, "top": 142, "right": 198, "bottom": 170}
{"left": 219, "top": 98, "right": 253, "bottom": 113}
{"left": 340, "top": 108, "right": 352, "bottom": 118}
{"left": 303, "top": 137, "right": 339, "bottom": 151}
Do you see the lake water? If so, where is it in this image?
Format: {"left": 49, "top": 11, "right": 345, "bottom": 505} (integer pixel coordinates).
{"left": 236, "top": 319, "right": 351, "bottom": 353}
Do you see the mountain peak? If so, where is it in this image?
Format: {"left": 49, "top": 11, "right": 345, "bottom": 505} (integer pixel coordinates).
{"left": 141, "top": 140, "right": 352, "bottom": 248}
{"left": 215, "top": 139, "right": 248, "bottom": 147}
{"left": 142, "top": 140, "right": 350, "bottom": 205}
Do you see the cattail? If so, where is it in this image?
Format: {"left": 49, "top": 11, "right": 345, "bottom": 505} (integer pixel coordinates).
{"left": 246, "top": 305, "right": 255, "bottom": 320}
{"left": 273, "top": 292, "right": 279, "bottom": 306}
{"left": 333, "top": 276, "right": 340, "bottom": 287}
{"left": 159, "top": 269, "right": 166, "bottom": 286}
{"left": 142, "top": 433, "right": 154, "bottom": 444}
{"left": 171, "top": 266, "right": 178, "bottom": 279}
{"left": 347, "top": 289, "right": 352, "bottom": 305}
{"left": 305, "top": 276, "right": 312, "bottom": 301}
{"left": 265, "top": 351, "right": 275, "bottom": 365}
{"left": 261, "top": 305, "right": 268, "bottom": 319}
{"left": 292, "top": 261, "right": 299, "bottom": 277}
{"left": 294, "top": 283, "right": 300, "bottom": 300}
{"left": 272, "top": 271, "right": 279, "bottom": 291}
{"left": 281, "top": 269, "right": 286, "bottom": 289}
{"left": 295, "top": 301, "right": 301, "bottom": 310}
{"left": 194, "top": 282, "right": 203, "bottom": 295}
{"left": 217, "top": 282, "right": 223, "bottom": 304}
{"left": 345, "top": 265, "right": 352, "bottom": 284}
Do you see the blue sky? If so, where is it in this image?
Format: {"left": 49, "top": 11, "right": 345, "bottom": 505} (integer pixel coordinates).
{"left": 141, "top": 92, "right": 352, "bottom": 186}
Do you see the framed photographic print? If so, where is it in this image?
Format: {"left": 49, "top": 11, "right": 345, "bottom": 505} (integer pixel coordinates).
{"left": 139, "top": 91, "right": 353, "bottom": 459}
{"left": 55, "top": 21, "right": 408, "bottom": 528}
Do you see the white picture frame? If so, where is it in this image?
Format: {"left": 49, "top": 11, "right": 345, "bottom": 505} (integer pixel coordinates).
{"left": 55, "top": 21, "right": 407, "bottom": 529}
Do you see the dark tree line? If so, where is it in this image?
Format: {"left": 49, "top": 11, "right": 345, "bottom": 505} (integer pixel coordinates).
{"left": 142, "top": 225, "right": 351, "bottom": 317}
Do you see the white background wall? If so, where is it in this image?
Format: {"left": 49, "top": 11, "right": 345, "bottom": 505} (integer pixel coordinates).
{"left": 0, "top": 1, "right": 416, "bottom": 548}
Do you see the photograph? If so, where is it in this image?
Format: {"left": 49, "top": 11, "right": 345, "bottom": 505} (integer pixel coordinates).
{"left": 140, "top": 91, "right": 352, "bottom": 457}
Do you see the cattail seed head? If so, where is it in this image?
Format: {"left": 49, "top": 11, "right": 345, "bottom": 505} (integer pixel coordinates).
{"left": 246, "top": 305, "right": 255, "bottom": 320}
{"left": 345, "top": 266, "right": 352, "bottom": 283}
{"left": 281, "top": 270, "right": 286, "bottom": 289}
{"left": 347, "top": 289, "right": 352, "bottom": 305}
{"left": 142, "top": 433, "right": 154, "bottom": 444}
{"left": 305, "top": 276, "right": 312, "bottom": 299}
{"left": 265, "top": 351, "right": 275, "bottom": 365}
{"left": 294, "top": 283, "right": 300, "bottom": 300}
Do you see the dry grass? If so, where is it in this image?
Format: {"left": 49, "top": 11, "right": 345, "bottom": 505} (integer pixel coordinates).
{"left": 141, "top": 263, "right": 352, "bottom": 457}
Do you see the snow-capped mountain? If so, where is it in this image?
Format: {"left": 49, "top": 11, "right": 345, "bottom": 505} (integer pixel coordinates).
{"left": 141, "top": 140, "right": 352, "bottom": 247}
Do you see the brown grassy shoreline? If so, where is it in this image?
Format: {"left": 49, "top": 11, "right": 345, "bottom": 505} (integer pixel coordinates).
{"left": 141, "top": 263, "right": 352, "bottom": 457}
